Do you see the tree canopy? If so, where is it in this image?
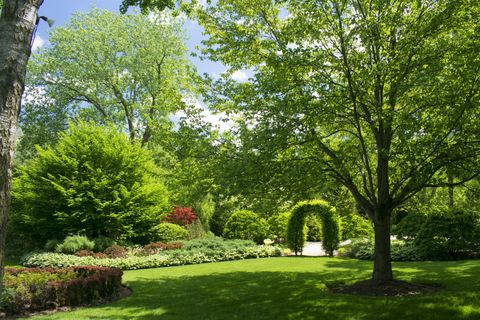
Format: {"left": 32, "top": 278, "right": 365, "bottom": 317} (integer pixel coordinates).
{"left": 196, "top": 0, "right": 480, "bottom": 280}
{"left": 28, "top": 9, "right": 197, "bottom": 146}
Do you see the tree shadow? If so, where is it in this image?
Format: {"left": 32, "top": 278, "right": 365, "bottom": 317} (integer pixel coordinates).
{"left": 72, "top": 258, "right": 480, "bottom": 320}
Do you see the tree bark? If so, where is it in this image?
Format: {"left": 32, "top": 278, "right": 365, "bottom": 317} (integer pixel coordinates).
{"left": 0, "top": 0, "right": 43, "bottom": 295}
{"left": 372, "top": 213, "right": 393, "bottom": 281}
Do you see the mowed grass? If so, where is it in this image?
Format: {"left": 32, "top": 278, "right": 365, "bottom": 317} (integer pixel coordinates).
{"left": 28, "top": 257, "right": 480, "bottom": 320}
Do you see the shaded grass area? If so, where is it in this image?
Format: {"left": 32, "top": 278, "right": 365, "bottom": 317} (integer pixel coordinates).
{"left": 28, "top": 257, "right": 480, "bottom": 320}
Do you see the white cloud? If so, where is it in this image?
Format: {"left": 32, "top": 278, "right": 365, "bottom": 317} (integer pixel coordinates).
{"left": 32, "top": 35, "right": 45, "bottom": 51}
{"left": 230, "top": 70, "right": 248, "bottom": 82}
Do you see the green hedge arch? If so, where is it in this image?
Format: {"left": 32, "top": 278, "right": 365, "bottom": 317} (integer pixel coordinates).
{"left": 287, "top": 200, "right": 340, "bottom": 256}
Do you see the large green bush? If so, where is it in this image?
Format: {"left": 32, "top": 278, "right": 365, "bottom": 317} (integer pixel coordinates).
{"left": 267, "top": 212, "right": 290, "bottom": 242}
{"left": 223, "top": 210, "right": 269, "bottom": 244}
{"left": 11, "top": 122, "right": 170, "bottom": 245}
{"left": 413, "top": 210, "right": 480, "bottom": 260}
{"left": 153, "top": 223, "right": 189, "bottom": 242}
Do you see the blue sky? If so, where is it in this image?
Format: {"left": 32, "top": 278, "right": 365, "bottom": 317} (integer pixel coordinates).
{"left": 34, "top": 0, "right": 239, "bottom": 79}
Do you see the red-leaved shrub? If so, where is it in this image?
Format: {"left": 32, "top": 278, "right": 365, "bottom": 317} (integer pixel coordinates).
{"left": 164, "top": 206, "right": 197, "bottom": 226}
{"left": 0, "top": 266, "right": 124, "bottom": 315}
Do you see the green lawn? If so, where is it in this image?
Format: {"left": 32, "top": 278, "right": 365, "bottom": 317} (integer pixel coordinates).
{"left": 28, "top": 257, "right": 480, "bottom": 320}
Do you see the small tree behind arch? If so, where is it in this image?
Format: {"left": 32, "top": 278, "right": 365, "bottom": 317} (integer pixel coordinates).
{"left": 287, "top": 200, "right": 340, "bottom": 256}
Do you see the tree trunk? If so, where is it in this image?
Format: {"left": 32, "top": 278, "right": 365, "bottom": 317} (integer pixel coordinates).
{"left": 372, "top": 213, "right": 393, "bottom": 282}
{"left": 0, "top": 0, "right": 43, "bottom": 295}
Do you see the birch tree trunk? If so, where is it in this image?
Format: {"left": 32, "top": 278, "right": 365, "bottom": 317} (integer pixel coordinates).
{"left": 0, "top": 0, "right": 43, "bottom": 294}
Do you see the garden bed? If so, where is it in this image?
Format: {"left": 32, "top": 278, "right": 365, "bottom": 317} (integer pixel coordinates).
{"left": 0, "top": 266, "right": 124, "bottom": 317}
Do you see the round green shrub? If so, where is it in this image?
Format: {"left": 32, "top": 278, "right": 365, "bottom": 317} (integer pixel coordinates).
{"left": 55, "top": 235, "right": 95, "bottom": 254}
{"left": 11, "top": 122, "right": 170, "bottom": 245}
{"left": 267, "top": 212, "right": 290, "bottom": 242}
{"left": 223, "top": 210, "right": 269, "bottom": 244}
{"left": 153, "top": 223, "right": 189, "bottom": 242}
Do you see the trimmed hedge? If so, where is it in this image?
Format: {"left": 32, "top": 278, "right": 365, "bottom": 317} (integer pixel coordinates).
{"left": 21, "top": 246, "right": 282, "bottom": 270}
{"left": 287, "top": 200, "right": 340, "bottom": 256}
{"left": 0, "top": 266, "right": 123, "bottom": 315}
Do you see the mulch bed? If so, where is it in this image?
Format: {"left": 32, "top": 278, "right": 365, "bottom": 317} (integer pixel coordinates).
{"left": 327, "top": 279, "right": 441, "bottom": 297}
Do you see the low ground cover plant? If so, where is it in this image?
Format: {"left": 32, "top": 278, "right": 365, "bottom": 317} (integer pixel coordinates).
{"left": 0, "top": 266, "right": 123, "bottom": 316}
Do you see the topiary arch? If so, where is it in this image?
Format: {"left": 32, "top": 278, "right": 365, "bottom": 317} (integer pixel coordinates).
{"left": 287, "top": 200, "right": 340, "bottom": 256}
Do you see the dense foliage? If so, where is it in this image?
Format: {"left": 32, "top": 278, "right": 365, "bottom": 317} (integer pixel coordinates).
{"left": 11, "top": 122, "right": 170, "bottom": 246}
{"left": 223, "top": 210, "right": 269, "bottom": 244}
{"left": 267, "top": 212, "right": 290, "bottom": 243}
{"left": 340, "top": 213, "right": 374, "bottom": 241}
{"left": 55, "top": 235, "right": 95, "bottom": 254}
{"left": 153, "top": 223, "right": 189, "bottom": 242}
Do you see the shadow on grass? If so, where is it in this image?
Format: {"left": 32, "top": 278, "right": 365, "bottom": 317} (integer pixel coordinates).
{"left": 73, "top": 258, "right": 480, "bottom": 320}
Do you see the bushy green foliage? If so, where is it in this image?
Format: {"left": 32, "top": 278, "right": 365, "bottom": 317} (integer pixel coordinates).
{"left": 22, "top": 246, "right": 282, "bottom": 270}
{"left": 153, "top": 223, "right": 189, "bottom": 242}
{"left": 55, "top": 235, "right": 95, "bottom": 254}
{"left": 413, "top": 210, "right": 480, "bottom": 260}
{"left": 93, "top": 236, "right": 117, "bottom": 252}
{"left": 11, "top": 122, "right": 170, "bottom": 245}
{"left": 44, "top": 239, "right": 60, "bottom": 252}
{"left": 267, "top": 212, "right": 290, "bottom": 243}
{"left": 223, "top": 210, "right": 269, "bottom": 244}
{"left": 340, "top": 213, "right": 374, "bottom": 240}
{"left": 392, "top": 212, "right": 428, "bottom": 239}
{"left": 287, "top": 200, "right": 340, "bottom": 256}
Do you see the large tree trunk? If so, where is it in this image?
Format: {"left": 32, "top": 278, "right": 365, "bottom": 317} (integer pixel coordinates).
{"left": 372, "top": 213, "right": 393, "bottom": 281}
{"left": 0, "top": 0, "right": 43, "bottom": 295}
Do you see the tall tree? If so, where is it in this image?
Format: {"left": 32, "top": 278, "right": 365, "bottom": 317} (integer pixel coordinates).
{"left": 0, "top": 0, "right": 44, "bottom": 294}
{"left": 28, "top": 9, "right": 197, "bottom": 146}
{"left": 197, "top": 0, "right": 480, "bottom": 282}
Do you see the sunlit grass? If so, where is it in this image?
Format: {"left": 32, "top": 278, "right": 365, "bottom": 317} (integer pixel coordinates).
{"left": 27, "top": 257, "right": 480, "bottom": 320}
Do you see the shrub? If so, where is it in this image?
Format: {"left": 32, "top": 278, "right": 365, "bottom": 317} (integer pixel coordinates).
{"left": 55, "top": 235, "right": 95, "bottom": 254}
{"left": 338, "top": 238, "right": 424, "bottom": 261}
{"left": 181, "top": 237, "right": 255, "bottom": 251}
{"left": 153, "top": 223, "right": 189, "bottom": 242}
{"left": 392, "top": 212, "right": 427, "bottom": 239}
{"left": 164, "top": 206, "right": 197, "bottom": 226}
{"left": 413, "top": 210, "right": 480, "bottom": 260}
{"left": 11, "top": 122, "right": 170, "bottom": 245}
{"left": 0, "top": 266, "right": 123, "bottom": 315}
{"left": 141, "top": 242, "right": 183, "bottom": 255}
{"left": 267, "top": 212, "right": 290, "bottom": 243}
{"left": 103, "top": 245, "right": 128, "bottom": 259}
{"left": 340, "top": 213, "right": 374, "bottom": 240}
{"left": 44, "top": 239, "right": 60, "bottom": 252}
{"left": 223, "top": 210, "right": 269, "bottom": 244}
{"left": 185, "top": 220, "right": 206, "bottom": 239}
{"left": 93, "top": 236, "right": 116, "bottom": 252}
{"left": 22, "top": 246, "right": 282, "bottom": 270}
